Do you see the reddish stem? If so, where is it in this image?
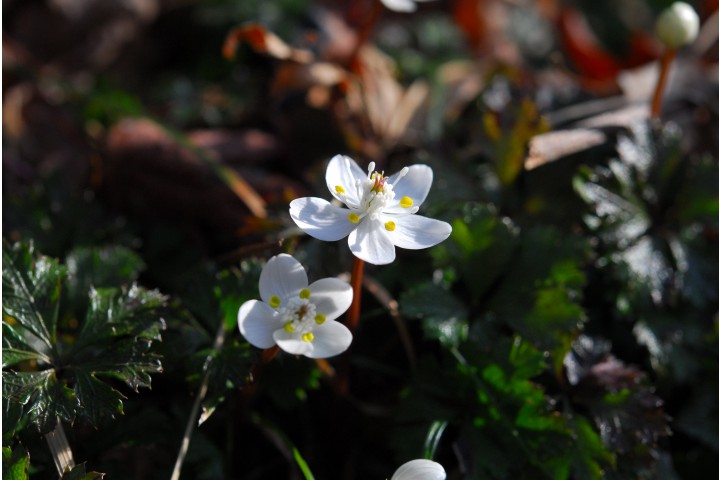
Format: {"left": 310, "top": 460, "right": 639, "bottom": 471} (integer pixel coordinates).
{"left": 347, "top": 257, "right": 365, "bottom": 330}
{"left": 259, "top": 345, "right": 280, "bottom": 365}
{"left": 651, "top": 49, "right": 676, "bottom": 119}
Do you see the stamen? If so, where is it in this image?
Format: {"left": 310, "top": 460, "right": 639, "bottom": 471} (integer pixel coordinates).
{"left": 269, "top": 295, "right": 281, "bottom": 308}
{"left": 367, "top": 162, "right": 376, "bottom": 176}
{"left": 314, "top": 314, "right": 326, "bottom": 324}
{"left": 335, "top": 185, "right": 346, "bottom": 194}
{"left": 302, "top": 332, "right": 314, "bottom": 342}
{"left": 400, "top": 196, "right": 414, "bottom": 208}
{"left": 299, "top": 289, "right": 311, "bottom": 299}
{"left": 348, "top": 213, "right": 360, "bottom": 223}
{"left": 409, "top": 206, "right": 419, "bottom": 214}
{"left": 384, "top": 221, "right": 396, "bottom": 231}
{"left": 284, "top": 322, "right": 295, "bottom": 333}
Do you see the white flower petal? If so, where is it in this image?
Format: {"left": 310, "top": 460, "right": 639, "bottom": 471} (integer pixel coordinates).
{"left": 238, "top": 300, "right": 284, "bottom": 349}
{"left": 273, "top": 329, "right": 313, "bottom": 356}
{"left": 290, "top": 197, "right": 358, "bottom": 241}
{"left": 308, "top": 278, "right": 353, "bottom": 322}
{"left": 304, "top": 321, "right": 353, "bottom": 358}
{"left": 387, "top": 164, "right": 433, "bottom": 210}
{"left": 348, "top": 218, "right": 396, "bottom": 265}
{"left": 325, "top": 154, "right": 364, "bottom": 207}
{"left": 259, "top": 254, "right": 308, "bottom": 304}
{"left": 387, "top": 214, "right": 452, "bottom": 250}
{"left": 391, "top": 459, "right": 446, "bottom": 480}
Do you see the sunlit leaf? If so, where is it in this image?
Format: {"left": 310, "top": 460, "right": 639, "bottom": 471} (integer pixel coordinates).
{"left": 2, "top": 445, "right": 29, "bottom": 480}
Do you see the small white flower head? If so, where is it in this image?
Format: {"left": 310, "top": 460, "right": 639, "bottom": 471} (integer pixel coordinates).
{"left": 655, "top": 2, "right": 700, "bottom": 49}
{"left": 391, "top": 459, "right": 446, "bottom": 480}
{"left": 290, "top": 155, "right": 452, "bottom": 265}
{"left": 381, "top": 0, "right": 436, "bottom": 13}
{"left": 237, "top": 254, "right": 353, "bottom": 358}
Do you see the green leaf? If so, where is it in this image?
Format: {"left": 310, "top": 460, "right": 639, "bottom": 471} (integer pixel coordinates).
{"left": 1, "top": 348, "right": 50, "bottom": 369}
{"left": 2, "top": 241, "right": 66, "bottom": 353}
{"left": 76, "top": 286, "right": 165, "bottom": 348}
{"left": 73, "top": 369, "right": 125, "bottom": 425}
{"left": 440, "top": 206, "right": 518, "bottom": 302}
{"left": 292, "top": 448, "right": 316, "bottom": 480}
{"left": 60, "top": 462, "right": 105, "bottom": 480}
{"left": 400, "top": 282, "right": 468, "bottom": 348}
{"left": 2, "top": 370, "right": 78, "bottom": 433}
{"left": 2, "top": 445, "right": 29, "bottom": 480}
{"left": 2, "top": 243, "right": 166, "bottom": 433}
{"left": 65, "top": 245, "right": 145, "bottom": 313}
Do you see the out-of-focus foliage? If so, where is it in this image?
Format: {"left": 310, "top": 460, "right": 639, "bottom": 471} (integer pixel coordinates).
{"left": 2, "top": 0, "right": 717, "bottom": 478}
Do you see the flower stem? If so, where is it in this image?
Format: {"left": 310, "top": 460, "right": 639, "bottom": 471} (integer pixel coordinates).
{"left": 347, "top": 257, "right": 365, "bottom": 330}
{"left": 651, "top": 48, "right": 676, "bottom": 119}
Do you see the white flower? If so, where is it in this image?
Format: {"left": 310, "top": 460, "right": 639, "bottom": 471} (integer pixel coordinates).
{"left": 381, "top": 0, "right": 436, "bottom": 13}
{"left": 391, "top": 459, "right": 446, "bottom": 480}
{"left": 289, "top": 155, "right": 452, "bottom": 265}
{"left": 237, "top": 254, "right": 353, "bottom": 358}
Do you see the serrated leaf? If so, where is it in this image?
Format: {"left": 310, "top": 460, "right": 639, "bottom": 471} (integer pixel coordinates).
{"left": 73, "top": 369, "right": 126, "bottom": 425}
{"left": 2, "top": 445, "right": 29, "bottom": 480}
{"left": 2, "top": 370, "right": 78, "bottom": 434}
{"left": 76, "top": 286, "right": 165, "bottom": 347}
{"left": 2, "top": 241, "right": 66, "bottom": 353}
{"left": 2, "top": 242, "right": 166, "bottom": 432}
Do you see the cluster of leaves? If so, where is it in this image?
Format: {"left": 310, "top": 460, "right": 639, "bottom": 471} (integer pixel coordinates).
{"left": 2, "top": 242, "right": 165, "bottom": 475}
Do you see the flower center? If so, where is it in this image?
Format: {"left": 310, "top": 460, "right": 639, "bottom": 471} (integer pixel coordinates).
{"left": 278, "top": 296, "right": 318, "bottom": 339}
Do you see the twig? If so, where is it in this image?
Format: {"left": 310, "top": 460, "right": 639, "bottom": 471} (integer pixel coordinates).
{"left": 362, "top": 274, "right": 416, "bottom": 373}
{"left": 170, "top": 318, "right": 227, "bottom": 480}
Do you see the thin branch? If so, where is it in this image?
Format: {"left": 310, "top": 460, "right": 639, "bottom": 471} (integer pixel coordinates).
{"left": 170, "top": 319, "right": 227, "bottom": 480}
{"left": 362, "top": 274, "right": 416, "bottom": 373}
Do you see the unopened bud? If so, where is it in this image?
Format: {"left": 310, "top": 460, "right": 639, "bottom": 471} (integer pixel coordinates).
{"left": 655, "top": 2, "right": 700, "bottom": 49}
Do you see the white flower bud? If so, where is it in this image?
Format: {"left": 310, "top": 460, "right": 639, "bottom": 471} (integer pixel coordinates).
{"left": 655, "top": 2, "right": 700, "bottom": 49}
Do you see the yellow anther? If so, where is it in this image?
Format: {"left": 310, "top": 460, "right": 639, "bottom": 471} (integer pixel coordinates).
{"left": 335, "top": 185, "right": 346, "bottom": 194}
{"left": 299, "top": 288, "right": 311, "bottom": 299}
{"left": 269, "top": 295, "right": 281, "bottom": 308}
{"left": 284, "top": 322, "right": 296, "bottom": 333}
{"left": 384, "top": 221, "right": 396, "bottom": 231}
{"left": 348, "top": 213, "right": 360, "bottom": 223}
{"left": 400, "top": 196, "right": 413, "bottom": 208}
{"left": 314, "top": 314, "right": 326, "bottom": 324}
{"left": 302, "top": 332, "right": 314, "bottom": 342}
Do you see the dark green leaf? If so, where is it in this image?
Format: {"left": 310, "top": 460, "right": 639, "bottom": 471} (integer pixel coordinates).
{"left": 1, "top": 348, "right": 50, "bottom": 369}
{"left": 2, "top": 241, "right": 66, "bottom": 354}
{"left": 65, "top": 245, "right": 145, "bottom": 312}
{"left": 400, "top": 282, "right": 468, "bottom": 348}
{"left": 2, "top": 370, "right": 77, "bottom": 434}
{"left": 73, "top": 370, "right": 125, "bottom": 425}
